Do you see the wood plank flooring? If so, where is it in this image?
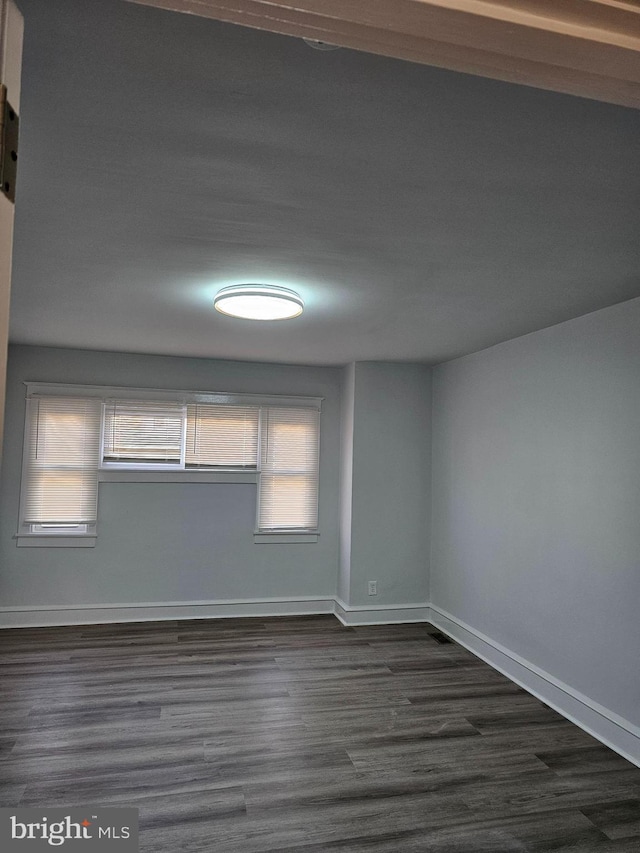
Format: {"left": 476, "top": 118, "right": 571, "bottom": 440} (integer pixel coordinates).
{"left": 1, "top": 615, "right": 639, "bottom": 852}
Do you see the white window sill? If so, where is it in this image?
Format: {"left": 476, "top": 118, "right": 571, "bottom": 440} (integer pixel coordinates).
{"left": 253, "top": 532, "right": 319, "bottom": 544}
{"left": 99, "top": 470, "right": 258, "bottom": 484}
{"left": 16, "top": 535, "right": 97, "bottom": 548}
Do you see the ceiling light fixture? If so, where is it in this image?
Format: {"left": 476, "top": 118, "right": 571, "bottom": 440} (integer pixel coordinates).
{"left": 214, "top": 284, "right": 304, "bottom": 321}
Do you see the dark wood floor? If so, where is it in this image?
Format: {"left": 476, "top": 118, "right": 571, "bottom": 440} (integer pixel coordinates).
{"left": 1, "top": 616, "right": 639, "bottom": 852}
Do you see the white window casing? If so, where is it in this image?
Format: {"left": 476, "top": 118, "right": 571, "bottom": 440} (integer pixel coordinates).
{"left": 257, "top": 406, "right": 320, "bottom": 533}
{"left": 18, "top": 396, "right": 102, "bottom": 544}
{"left": 17, "top": 384, "right": 322, "bottom": 546}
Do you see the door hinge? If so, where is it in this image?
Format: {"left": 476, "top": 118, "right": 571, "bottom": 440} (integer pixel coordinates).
{"left": 0, "top": 84, "right": 19, "bottom": 203}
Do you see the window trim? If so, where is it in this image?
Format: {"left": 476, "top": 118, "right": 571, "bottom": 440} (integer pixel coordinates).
{"left": 16, "top": 396, "right": 101, "bottom": 547}
{"left": 19, "top": 382, "right": 322, "bottom": 546}
{"left": 98, "top": 469, "right": 258, "bottom": 484}
{"left": 23, "top": 382, "right": 322, "bottom": 410}
{"left": 253, "top": 532, "right": 319, "bottom": 544}
{"left": 16, "top": 533, "right": 98, "bottom": 548}
{"left": 255, "top": 406, "right": 321, "bottom": 534}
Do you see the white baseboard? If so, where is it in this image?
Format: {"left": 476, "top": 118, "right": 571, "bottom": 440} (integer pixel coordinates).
{"left": 0, "top": 596, "right": 335, "bottom": 628}
{"left": 429, "top": 603, "right": 640, "bottom": 769}
{"left": 0, "top": 596, "right": 431, "bottom": 629}
{"left": 2, "top": 595, "right": 637, "bottom": 769}
{"left": 334, "top": 598, "right": 431, "bottom": 626}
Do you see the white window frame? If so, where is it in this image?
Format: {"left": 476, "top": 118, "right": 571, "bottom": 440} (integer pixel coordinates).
{"left": 16, "top": 395, "right": 100, "bottom": 547}
{"left": 254, "top": 406, "right": 321, "bottom": 542}
{"left": 17, "top": 383, "right": 322, "bottom": 547}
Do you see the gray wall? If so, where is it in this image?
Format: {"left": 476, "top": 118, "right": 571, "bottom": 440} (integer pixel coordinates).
{"left": 0, "top": 345, "right": 341, "bottom": 607}
{"left": 342, "top": 362, "right": 431, "bottom": 607}
{"left": 431, "top": 297, "right": 640, "bottom": 727}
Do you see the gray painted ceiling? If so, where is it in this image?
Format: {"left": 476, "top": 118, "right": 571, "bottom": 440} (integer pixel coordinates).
{"left": 10, "top": 0, "right": 640, "bottom": 366}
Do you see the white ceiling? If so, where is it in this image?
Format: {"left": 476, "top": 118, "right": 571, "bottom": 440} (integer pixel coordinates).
{"left": 10, "top": 0, "right": 640, "bottom": 366}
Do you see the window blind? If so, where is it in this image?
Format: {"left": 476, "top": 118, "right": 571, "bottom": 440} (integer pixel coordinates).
{"left": 103, "top": 400, "right": 184, "bottom": 463}
{"left": 22, "top": 396, "right": 102, "bottom": 524}
{"left": 185, "top": 404, "right": 258, "bottom": 468}
{"left": 258, "top": 406, "right": 320, "bottom": 531}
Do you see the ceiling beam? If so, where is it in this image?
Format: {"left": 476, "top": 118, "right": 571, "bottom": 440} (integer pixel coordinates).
{"left": 125, "top": 0, "right": 640, "bottom": 109}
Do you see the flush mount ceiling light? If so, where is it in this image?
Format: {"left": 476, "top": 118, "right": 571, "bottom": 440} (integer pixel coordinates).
{"left": 214, "top": 284, "right": 304, "bottom": 321}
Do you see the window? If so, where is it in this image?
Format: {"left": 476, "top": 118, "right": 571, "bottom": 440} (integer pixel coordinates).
{"left": 18, "top": 396, "right": 102, "bottom": 543}
{"left": 185, "top": 404, "right": 258, "bottom": 469}
{"left": 103, "top": 400, "right": 184, "bottom": 464}
{"left": 18, "top": 384, "right": 321, "bottom": 546}
{"left": 258, "top": 407, "right": 320, "bottom": 531}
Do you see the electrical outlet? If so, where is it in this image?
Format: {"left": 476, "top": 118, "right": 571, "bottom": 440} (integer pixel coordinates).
{"left": 368, "top": 580, "right": 377, "bottom": 596}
